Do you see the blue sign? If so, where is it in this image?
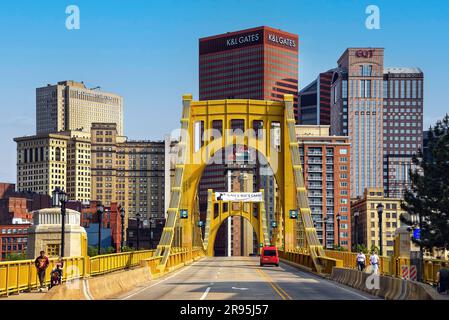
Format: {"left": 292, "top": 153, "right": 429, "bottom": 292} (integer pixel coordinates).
{"left": 198, "top": 221, "right": 204, "bottom": 227}
{"left": 413, "top": 228, "right": 421, "bottom": 240}
{"left": 289, "top": 210, "right": 298, "bottom": 219}
{"left": 179, "top": 209, "right": 188, "bottom": 219}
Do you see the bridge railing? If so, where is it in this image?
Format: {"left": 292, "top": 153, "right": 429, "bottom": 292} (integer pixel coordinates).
{"left": 89, "top": 250, "right": 155, "bottom": 276}
{"left": 1, "top": 247, "right": 207, "bottom": 297}
{"left": 324, "top": 250, "right": 443, "bottom": 284}
{"left": 279, "top": 248, "right": 443, "bottom": 284}
{"left": 278, "top": 250, "right": 343, "bottom": 274}
{"left": 0, "top": 256, "right": 86, "bottom": 297}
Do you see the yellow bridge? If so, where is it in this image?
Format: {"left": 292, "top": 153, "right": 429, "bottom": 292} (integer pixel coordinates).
{"left": 0, "top": 95, "right": 444, "bottom": 299}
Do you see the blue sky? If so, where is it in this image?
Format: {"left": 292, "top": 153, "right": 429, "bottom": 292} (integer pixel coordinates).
{"left": 0, "top": 0, "right": 448, "bottom": 182}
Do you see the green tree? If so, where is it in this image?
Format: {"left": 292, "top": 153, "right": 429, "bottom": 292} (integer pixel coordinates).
{"left": 353, "top": 243, "right": 369, "bottom": 254}
{"left": 401, "top": 114, "right": 449, "bottom": 252}
{"left": 5, "top": 252, "right": 27, "bottom": 261}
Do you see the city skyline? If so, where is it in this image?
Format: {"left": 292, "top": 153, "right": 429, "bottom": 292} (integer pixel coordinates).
{"left": 1, "top": 0, "right": 449, "bottom": 183}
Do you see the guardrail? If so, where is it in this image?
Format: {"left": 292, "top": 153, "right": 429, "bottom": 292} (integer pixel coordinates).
{"left": 324, "top": 250, "right": 442, "bottom": 284}
{"left": 1, "top": 247, "right": 206, "bottom": 297}
{"left": 279, "top": 249, "right": 444, "bottom": 284}
{"left": 0, "top": 256, "right": 86, "bottom": 297}
{"left": 89, "top": 250, "right": 155, "bottom": 276}
{"left": 278, "top": 250, "right": 343, "bottom": 274}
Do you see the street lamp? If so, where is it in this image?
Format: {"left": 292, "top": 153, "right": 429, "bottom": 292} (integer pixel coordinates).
{"left": 353, "top": 210, "right": 360, "bottom": 249}
{"left": 377, "top": 203, "right": 384, "bottom": 256}
{"left": 52, "top": 187, "right": 68, "bottom": 257}
{"left": 97, "top": 202, "right": 104, "bottom": 255}
{"left": 136, "top": 213, "right": 141, "bottom": 250}
{"left": 120, "top": 207, "right": 125, "bottom": 252}
{"left": 336, "top": 213, "right": 341, "bottom": 248}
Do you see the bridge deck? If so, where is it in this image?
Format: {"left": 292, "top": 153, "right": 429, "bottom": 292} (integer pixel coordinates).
{"left": 114, "top": 257, "right": 379, "bottom": 300}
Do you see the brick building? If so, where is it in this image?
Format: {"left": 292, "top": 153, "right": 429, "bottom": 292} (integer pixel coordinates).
{"left": 0, "top": 182, "right": 51, "bottom": 225}
{"left": 0, "top": 224, "right": 30, "bottom": 261}
{"left": 296, "top": 125, "right": 351, "bottom": 250}
{"left": 66, "top": 200, "right": 123, "bottom": 251}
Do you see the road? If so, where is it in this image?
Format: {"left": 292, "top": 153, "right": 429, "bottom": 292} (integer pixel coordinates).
{"left": 114, "top": 257, "right": 378, "bottom": 300}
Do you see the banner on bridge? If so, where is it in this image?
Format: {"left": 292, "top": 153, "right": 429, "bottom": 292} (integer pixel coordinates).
{"left": 214, "top": 192, "right": 263, "bottom": 202}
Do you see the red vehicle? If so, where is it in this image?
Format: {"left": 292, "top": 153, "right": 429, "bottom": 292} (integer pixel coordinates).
{"left": 260, "top": 246, "right": 279, "bottom": 267}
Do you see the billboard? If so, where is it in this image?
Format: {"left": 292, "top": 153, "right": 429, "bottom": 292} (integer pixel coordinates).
{"left": 214, "top": 192, "right": 263, "bottom": 202}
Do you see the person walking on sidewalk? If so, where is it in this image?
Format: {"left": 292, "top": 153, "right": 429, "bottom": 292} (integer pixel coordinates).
{"left": 34, "top": 250, "right": 49, "bottom": 291}
{"left": 356, "top": 251, "right": 366, "bottom": 271}
{"left": 370, "top": 251, "right": 380, "bottom": 274}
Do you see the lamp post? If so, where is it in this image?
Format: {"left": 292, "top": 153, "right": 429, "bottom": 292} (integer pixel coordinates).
{"left": 136, "top": 213, "right": 141, "bottom": 250}
{"left": 353, "top": 210, "right": 360, "bottom": 250}
{"left": 52, "top": 188, "right": 68, "bottom": 258}
{"left": 377, "top": 203, "right": 384, "bottom": 256}
{"left": 97, "top": 203, "right": 104, "bottom": 255}
{"left": 120, "top": 207, "right": 125, "bottom": 252}
{"left": 336, "top": 213, "right": 341, "bottom": 248}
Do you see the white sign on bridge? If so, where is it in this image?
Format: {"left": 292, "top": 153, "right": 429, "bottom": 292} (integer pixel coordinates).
{"left": 214, "top": 192, "right": 263, "bottom": 202}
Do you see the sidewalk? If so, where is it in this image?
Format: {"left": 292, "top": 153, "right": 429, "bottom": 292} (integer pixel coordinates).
{"left": 1, "top": 288, "right": 48, "bottom": 300}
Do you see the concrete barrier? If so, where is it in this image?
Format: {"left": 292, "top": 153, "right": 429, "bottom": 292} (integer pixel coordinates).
{"left": 43, "top": 266, "right": 153, "bottom": 300}
{"left": 330, "top": 267, "right": 436, "bottom": 300}
{"left": 88, "top": 266, "right": 152, "bottom": 300}
{"left": 44, "top": 279, "right": 88, "bottom": 300}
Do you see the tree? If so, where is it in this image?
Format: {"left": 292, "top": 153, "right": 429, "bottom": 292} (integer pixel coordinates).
{"left": 401, "top": 114, "right": 449, "bottom": 252}
{"left": 353, "top": 243, "right": 369, "bottom": 254}
{"left": 5, "top": 253, "right": 27, "bottom": 261}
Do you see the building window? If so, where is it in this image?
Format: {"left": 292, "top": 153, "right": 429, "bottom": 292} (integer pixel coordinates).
{"left": 342, "top": 80, "right": 348, "bottom": 99}
{"left": 46, "top": 244, "right": 60, "bottom": 257}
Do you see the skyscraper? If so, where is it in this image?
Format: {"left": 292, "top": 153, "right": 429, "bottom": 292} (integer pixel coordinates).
{"left": 198, "top": 26, "right": 299, "bottom": 255}
{"left": 299, "top": 69, "right": 334, "bottom": 125}
{"left": 36, "top": 80, "right": 124, "bottom": 135}
{"left": 14, "top": 130, "right": 92, "bottom": 202}
{"left": 90, "top": 123, "right": 166, "bottom": 232}
{"left": 330, "top": 48, "right": 385, "bottom": 198}
{"left": 199, "top": 26, "right": 299, "bottom": 118}
{"left": 382, "top": 68, "right": 424, "bottom": 198}
{"left": 329, "top": 49, "right": 424, "bottom": 198}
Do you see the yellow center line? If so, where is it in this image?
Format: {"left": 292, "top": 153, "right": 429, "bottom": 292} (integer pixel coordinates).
{"left": 257, "top": 268, "right": 292, "bottom": 300}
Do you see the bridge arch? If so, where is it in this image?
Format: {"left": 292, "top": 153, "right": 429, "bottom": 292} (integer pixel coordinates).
{"left": 156, "top": 94, "right": 326, "bottom": 273}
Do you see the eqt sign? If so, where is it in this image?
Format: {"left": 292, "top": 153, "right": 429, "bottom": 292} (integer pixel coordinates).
{"left": 355, "top": 49, "right": 374, "bottom": 58}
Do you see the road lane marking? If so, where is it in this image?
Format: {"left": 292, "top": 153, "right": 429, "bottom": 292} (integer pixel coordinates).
{"left": 258, "top": 268, "right": 292, "bottom": 300}
{"left": 279, "top": 262, "right": 371, "bottom": 300}
{"left": 200, "top": 287, "right": 211, "bottom": 300}
{"left": 256, "top": 268, "right": 287, "bottom": 300}
{"left": 231, "top": 287, "right": 249, "bottom": 291}
{"left": 121, "top": 264, "right": 194, "bottom": 300}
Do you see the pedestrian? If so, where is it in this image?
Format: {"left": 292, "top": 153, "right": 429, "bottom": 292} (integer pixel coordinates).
{"left": 34, "top": 250, "right": 49, "bottom": 291}
{"left": 356, "top": 251, "right": 366, "bottom": 271}
{"left": 369, "top": 251, "right": 380, "bottom": 274}
{"left": 50, "top": 257, "right": 64, "bottom": 288}
{"left": 437, "top": 262, "right": 449, "bottom": 294}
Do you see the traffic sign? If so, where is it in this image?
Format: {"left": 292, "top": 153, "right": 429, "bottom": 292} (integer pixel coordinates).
{"left": 289, "top": 210, "right": 298, "bottom": 219}
{"left": 410, "top": 265, "right": 417, "bottom": 281}
{"left": 401, "top": 265, "right": 409, "bottom": 279}
{"left": 413, "top": 228, "right": 421, "bottom": 240}
{"left": 179, "top": 209, "right": 188, "bottom": 219}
